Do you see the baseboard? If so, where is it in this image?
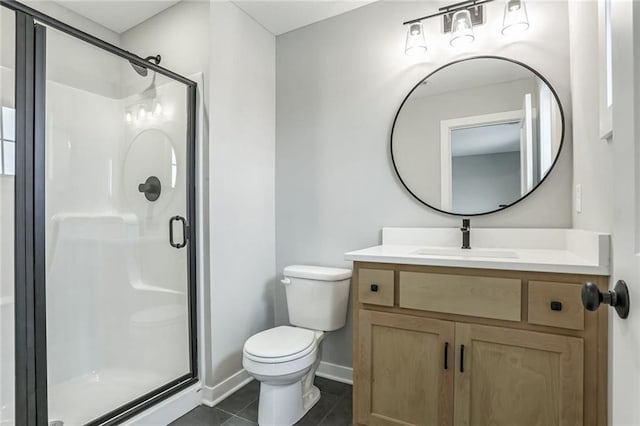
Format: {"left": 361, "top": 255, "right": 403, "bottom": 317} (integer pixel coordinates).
{"left": 316, "top": 361, "right": 353, "bottom": 384}
{"left": 123, "top": 382, "right": 202, "bottom": 425}
{"left": 201, "top": 362, "right": 351, "bottom": 409}
{"left": 202, "top": 369, "right": 253, "bottom": 407}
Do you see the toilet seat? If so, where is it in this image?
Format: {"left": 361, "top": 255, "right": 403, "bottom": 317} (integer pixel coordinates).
{"left": 244, "top": 326, "right": 317, "bottom": 363}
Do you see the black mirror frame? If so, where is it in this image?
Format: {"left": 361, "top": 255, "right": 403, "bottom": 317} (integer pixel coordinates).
{"left": 390, "top": 55, "right": 566, "bottom": 217}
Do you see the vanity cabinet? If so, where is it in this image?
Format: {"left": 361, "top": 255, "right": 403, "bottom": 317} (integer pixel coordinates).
{"left": 357, "top": 310, "right": 454, "bottom": 426}
{"left": 454, "top": 323, "right": 583, "bottom": 426}
{"left": 353, "top": 263, "right": 608, "bottom": 426}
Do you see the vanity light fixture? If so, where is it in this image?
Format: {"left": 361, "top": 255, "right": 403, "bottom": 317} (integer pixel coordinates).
{"left": 403, "top": 0, "right": 530, "bottom": 55}
{"left": 502, "top": 0, "right": 529, "bottom": 35}
{"left": 450, "top": 9, "right": 475, "bottom": 46}
{"left": 405, "top": 22, "right": 428, "bottom": 56}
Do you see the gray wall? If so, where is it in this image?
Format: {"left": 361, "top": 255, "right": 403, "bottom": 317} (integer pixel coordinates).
{"left": 569, "top": 1, "right": 613, "bottom": 233}
{"left": 276, "top": 0, "right": 573, "bottom": 369}
{"left": 207, "top": 1, "right": 276, "bottom": 387}
{"left": 452, "top": 152, "right": 521, "bottom": 212}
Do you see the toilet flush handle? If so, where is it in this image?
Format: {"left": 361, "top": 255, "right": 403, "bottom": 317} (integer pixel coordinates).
{"left": 281, "top": 277, "right": 291, "bottom": 285}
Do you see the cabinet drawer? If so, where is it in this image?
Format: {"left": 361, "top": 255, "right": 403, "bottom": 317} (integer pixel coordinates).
{"left": 399, "top": 272, "right": 521, "bottom": 321}
{"left": 358, "top": 269, "right": 394, "bottom": 306}
{"left": 528, "top": 281, "right": 584, "bottom": 330}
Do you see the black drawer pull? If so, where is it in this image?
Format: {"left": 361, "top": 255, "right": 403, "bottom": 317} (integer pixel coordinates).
{"left": 550, "top": 301, "right": 563, "bottom": 311}
{"left": 370, "top": 284, "right": 379, "bottom": 292}
{"left": 444, "top": 342, "right": 449, "bottom": 370}
{"left": 460, "top": 344, "right": 465, "bottom": 373}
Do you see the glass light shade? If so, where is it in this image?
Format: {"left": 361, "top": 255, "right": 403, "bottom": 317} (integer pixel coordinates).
{"left": 405, "top": 22, "right": 427, "bottom": 56}
{"left": 450, "top": 10, "right": 475, "bottom": 47}
{"left": 502, "top": 0, "right": 529, "bottom": 35}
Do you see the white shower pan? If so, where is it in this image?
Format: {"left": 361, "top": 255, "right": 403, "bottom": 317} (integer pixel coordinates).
{"left": 48, "top": 369, "right": 166, "bottom": 425}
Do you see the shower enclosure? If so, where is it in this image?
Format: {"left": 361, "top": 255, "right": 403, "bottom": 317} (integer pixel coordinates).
{"left": 0, "top": 1, "right": 198, "bottom": 425}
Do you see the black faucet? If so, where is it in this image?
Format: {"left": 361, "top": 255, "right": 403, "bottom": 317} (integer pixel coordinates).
{"left": 461, "top": 218, "right": 471, "bottom": 249}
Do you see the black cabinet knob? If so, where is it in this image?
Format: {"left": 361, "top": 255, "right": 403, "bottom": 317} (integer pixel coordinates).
{"left": 550, "top": 301, "right": 563, "bottom": 311}
{"left": 370, "top": 284, "right": 379, "bottom": 292}
{"left": 581, "top": 280, "right": 630, "bottom": 319}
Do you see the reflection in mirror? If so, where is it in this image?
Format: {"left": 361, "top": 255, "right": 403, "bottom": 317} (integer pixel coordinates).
{"left": 391, "top": 57, "right": 564, "bottom": 216}
{"left": 123, "top": 128, "right": 179, "bottom": 215}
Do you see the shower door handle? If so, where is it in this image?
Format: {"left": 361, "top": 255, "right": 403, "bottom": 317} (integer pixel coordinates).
{"left": 169, "top": 216, "right": 188, "bottom": 249}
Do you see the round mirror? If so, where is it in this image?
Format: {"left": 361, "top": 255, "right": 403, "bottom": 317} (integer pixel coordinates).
{"left": 391, "top": 56, "right": 564, "bottom": 216}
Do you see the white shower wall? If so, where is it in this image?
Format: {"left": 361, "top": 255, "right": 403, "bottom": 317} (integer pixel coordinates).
{"left": 44, "top": 60, "right": 193, "bottom": 423}
{"left": 45, "top": 81, "right": 123, "bottom": 386}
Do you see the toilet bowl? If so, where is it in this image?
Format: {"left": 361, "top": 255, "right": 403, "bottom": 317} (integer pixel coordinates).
{"left": 242, "top": 265, "right": 351, "bottom": 426}
{"left": 243, "top": 326, "right": 325, "bottom": 425}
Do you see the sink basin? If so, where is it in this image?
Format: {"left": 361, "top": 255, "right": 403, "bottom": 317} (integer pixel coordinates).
{"left": 412, "top": 247, "right": 519, "bottom": 259}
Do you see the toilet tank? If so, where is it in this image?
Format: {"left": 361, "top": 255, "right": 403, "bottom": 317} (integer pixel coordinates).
{"left": 283, "top": 265, "right": 352, "bottom": 331}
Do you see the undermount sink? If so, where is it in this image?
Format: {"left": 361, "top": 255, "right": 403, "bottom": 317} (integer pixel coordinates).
{"left": 412, "top": 247, "right": 519, "bottom": 259}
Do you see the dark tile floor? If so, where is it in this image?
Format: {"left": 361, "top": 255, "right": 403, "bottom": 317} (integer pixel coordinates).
{"left": 170, "top": 376, "right": 352, "bottom": 426}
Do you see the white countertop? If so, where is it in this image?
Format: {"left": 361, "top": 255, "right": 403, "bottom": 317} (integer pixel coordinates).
{"left": 344, "top": 228, "right": 611, "bottom": 275}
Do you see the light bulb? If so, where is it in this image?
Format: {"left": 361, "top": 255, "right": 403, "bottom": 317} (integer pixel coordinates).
{"left": 450, "top": 9, "right": 475, "bottom": 47}
{"left": 154, "top": 102, "right": 163, "bottom": 115}
{"left": 125, "top": 112, "right": 132, "bottom": 123}
{"left": 405, "top": 22, "right": 427, "bottom": 56}
{"left": 138, "top": 107, "right": 146, "bottom": 120}
{"left": 502, "top": 0, "right": 529, "bottom": 35}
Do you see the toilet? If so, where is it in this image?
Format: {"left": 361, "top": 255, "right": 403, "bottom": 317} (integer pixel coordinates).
{"left": 242, "top": 265, "right": 352, "bottom": 426}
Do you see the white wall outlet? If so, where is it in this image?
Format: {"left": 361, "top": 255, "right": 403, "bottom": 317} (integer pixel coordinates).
{"left": 575, "top": 184, "right": 582, "bottom": 213}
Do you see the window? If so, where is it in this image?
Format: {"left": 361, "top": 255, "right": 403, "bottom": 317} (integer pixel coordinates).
{"left": 599, "top": 0, "right": 613, "bottom": 140}
{"left": 0, "top": 106, "right": 15, "bottom": 176}
{"left": 605, "top": 0, "right": 612, "bottom": 108}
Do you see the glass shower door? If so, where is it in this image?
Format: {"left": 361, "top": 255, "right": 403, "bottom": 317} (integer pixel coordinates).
{"left": 43, "top": 25, "right": 195, "bottom": 425}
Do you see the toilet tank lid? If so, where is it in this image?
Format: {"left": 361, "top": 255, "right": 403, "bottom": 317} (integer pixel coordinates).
{"left": 283, "top": 265, "right": 352, "bottom": 281}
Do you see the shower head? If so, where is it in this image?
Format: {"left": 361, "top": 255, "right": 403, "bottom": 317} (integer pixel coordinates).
{"left": 129, "top": 54, "right": 162, "bottom": 78}
{"left": 131, "top": 62, "right": 148, "bottom": 77}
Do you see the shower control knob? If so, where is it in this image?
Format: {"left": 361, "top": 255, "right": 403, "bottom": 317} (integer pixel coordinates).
{"left": 581, "top": 280, "right": 630, "bottom": 319}
{"left": 138, "top": 176, "right": 161, "bottom": 202}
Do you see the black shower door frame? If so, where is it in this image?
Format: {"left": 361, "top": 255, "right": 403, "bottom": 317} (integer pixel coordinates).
{"left": 2, "top": 1, "right": 199, "bottom": 424}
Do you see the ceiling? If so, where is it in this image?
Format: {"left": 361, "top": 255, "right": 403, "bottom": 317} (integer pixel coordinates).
{"left": 230, "top": 0, "right": 376, "bottom": 35}
{"left": 54, "top": 0, "right": 376, "bottom": 36}
{"left": 54, "top": 0, "right": 181, "bottom": 34}
{"left": 451, "top": 122, "right": 521, "bottom": 157}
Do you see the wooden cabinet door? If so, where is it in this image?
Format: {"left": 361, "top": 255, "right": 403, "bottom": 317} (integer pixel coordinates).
{"left": 453, "top": 323, "right": 584, "bottom": 426}
{"left": 356, "top": 310, "right": 454, "bottom": 426}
